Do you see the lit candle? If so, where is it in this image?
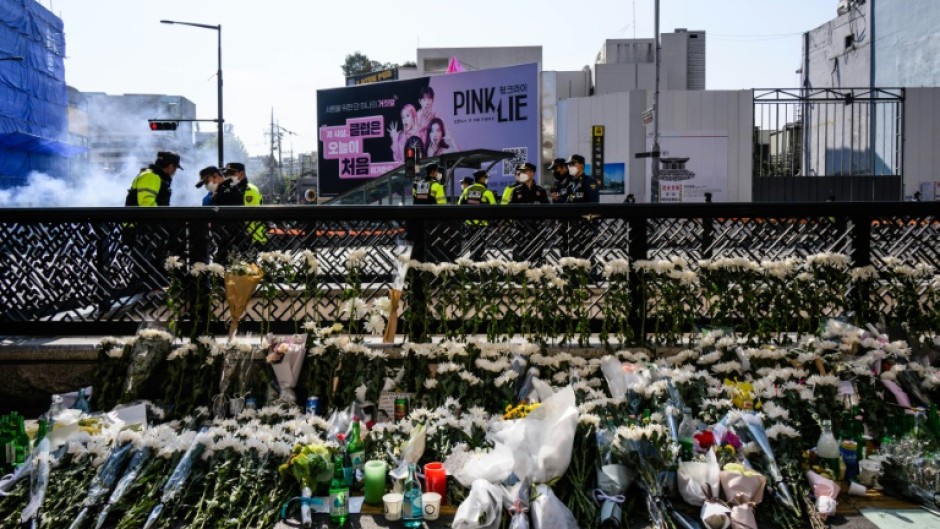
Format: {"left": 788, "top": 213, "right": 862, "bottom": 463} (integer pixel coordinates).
{"left": 423, "top": 462, "right": 447, "bottom": 503}
{"left": 363, "top": 460, "right": 387, "bottom": 505}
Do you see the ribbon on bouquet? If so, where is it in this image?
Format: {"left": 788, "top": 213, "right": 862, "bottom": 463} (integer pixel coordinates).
{"left": 594, "top": 490, "right": 626, "bottom": 504}
{"left": 595, "top": 489, "right": 626, "bottom": 528}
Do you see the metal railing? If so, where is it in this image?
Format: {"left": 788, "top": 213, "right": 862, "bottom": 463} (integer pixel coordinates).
{"left": 0, "top": 202, "right": 937, "bottom": 338}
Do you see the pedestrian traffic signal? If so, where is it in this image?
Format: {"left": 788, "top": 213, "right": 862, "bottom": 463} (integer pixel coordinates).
{"left": 149, "top": 121, "right": 178, "bottom": 131}
{"left": 404, "top": 146, "right": 416, "bottom": 178}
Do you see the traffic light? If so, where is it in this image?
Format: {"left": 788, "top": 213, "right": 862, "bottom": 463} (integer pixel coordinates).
{"left": 404, "top": 146, "right": 416, "bottom": 178}
{"left": 149, "top": 121, "right": 178, "bottom": 131}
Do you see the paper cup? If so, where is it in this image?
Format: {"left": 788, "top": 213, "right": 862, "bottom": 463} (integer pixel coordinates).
{"left": 422, "top": 492, "right": 442, "bottom": 521}
{"left": 848, "top": 481, "right": 867, "bottom": 496}
{"left": 383, "top": 492, "right": 403, "bottom": 521}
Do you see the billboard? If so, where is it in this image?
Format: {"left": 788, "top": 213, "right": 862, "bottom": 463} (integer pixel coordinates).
{"left": 645, "top": 130, "right": 728, "bottom": 202}
{"left": 317, "top": 63, "right": 539, "bottom": 196}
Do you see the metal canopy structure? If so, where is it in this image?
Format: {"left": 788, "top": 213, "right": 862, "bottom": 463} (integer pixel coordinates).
{"left": 327, "top": 149, "right": 514, "bottom": 205}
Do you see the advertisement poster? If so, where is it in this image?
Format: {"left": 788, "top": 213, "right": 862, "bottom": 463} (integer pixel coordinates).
{"left": 645, "top": 130, "right": 728, "bottom": 202}
{"left": 584, "top": 162, "right": 625, "bottom": 195}
{"left": 317, "top": 63, "right": 539, "bottom": 196}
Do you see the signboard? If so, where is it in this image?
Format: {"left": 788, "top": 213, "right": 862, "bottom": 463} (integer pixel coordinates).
{"left": 642, "top": 108, "right": 654, "bottom": 126}
{"left": 318, "top": 63, "right": 539, "bottom": 196}
{"left": 645, "top": 130, "right": 728, "bottom": 202}
{"left": 345, "top": 68, "right": 399, "bottom": 87}
{"left": 585, "top": 162, "right": 625, "bottom": 195}
{"left": 591, "top": 125, "right": 605, "bottom": 182}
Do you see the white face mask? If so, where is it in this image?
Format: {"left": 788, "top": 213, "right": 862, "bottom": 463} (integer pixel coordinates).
{"left": 518, "top": 172, "right": 531, "bottom": 183}
{"left": 206, "top": 182, "right": 219, "bottom": 193}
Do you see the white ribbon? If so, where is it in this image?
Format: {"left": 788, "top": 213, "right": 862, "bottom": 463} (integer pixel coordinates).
{"left": 594, "top": 489, "right": 626, "bottom": 504}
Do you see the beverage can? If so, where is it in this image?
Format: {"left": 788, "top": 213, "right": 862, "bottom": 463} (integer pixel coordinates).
{"left": 306, "top": 397, "right": 319, "bottom": 416}
{"left": 244, "top": 396, "right": 257, "bottom": 410}
{"left": 394, "top": 397, "right": 409, "bottom": 421}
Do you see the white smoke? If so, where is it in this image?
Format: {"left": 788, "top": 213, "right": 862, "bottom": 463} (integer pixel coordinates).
{"left": 0, "top": 168, "right": 207, "bottom": 207}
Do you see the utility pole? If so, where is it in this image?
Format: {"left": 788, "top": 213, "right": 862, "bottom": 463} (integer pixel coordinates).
{"left": 650, "top": 0, "right": 662, "bottom": 203}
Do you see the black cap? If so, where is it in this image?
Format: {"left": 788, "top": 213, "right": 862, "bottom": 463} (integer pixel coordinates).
{"left": 546, "top": 158, "right": 566, "bottom": 170}
{"left": 473, "top": 170, "right": 488, "bottom": 181}
{"left": 515, "top": 162, "right": 536, "bottom": 173}
{"left": 566, "top": 154, "right": 585, "bottom": 165}
{"left": 196, "top": 166, "right": 221, "bottom": 188}
{"left": 424, "top": 163, "right": 440, "bottom": 176}
{"left": 222, "top": 162, "right": 245, "bottom": 175}
{"left": 461, "top": 176, "right": 474, "bottom": 186}
{"left": 155, "top": 151, "right": 183, "bottom": 170}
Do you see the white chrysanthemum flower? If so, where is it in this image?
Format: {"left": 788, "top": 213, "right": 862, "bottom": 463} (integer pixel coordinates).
{"left": 164, "top": 255, "right": 182, "bottom": 271}
{"left": 346, "top": 248, "right": 368, "bottom": 267}
{"left": 494, "top": 370, "right": 519, "bottom": 387}
{"left": 766, "top": 423, "right": 800, "bottom": 440}
{"left": 697, "top": 350, "right": 723, "bottom": 365}
{"left": 340, "top": 298, "right": 368, "bottom": 319}
{"left": 458, "top": 371, "right": 482, "bottom": 386}
{"left": 105, "top": 346, "right": 125, "bottom": 359}
{"left": 138, "top": 328, "right": 174, "bottom": 342}
{"left": 373, "top": 296, "right": 392, "bottom": 315}
{"left": 807, "top": 374, "right": 840, "bottom": 387}
{"left": 549, "top": 277, "right": 567, "bottom": 289}
{"left": 423, "top": 378, "right": 439, "bottom": 389}
{"left": 711, "top": 361, "right": 743, "bottom": 374}
{"left": 364, "top": 313, "right": 386, "bottom": 335}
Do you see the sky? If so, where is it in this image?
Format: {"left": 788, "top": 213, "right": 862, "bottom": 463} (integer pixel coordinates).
{"left": 45, "top": 0, "right": 839, "bottom": 158}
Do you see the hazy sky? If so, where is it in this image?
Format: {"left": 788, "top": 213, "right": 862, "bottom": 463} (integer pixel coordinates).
{"left": 46, "top": 0, "right": 837, "bottom": 157}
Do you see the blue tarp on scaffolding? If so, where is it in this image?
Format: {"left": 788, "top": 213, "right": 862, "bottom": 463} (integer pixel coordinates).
{"left": 0, "top": 0, "right": 83, "bottom": 187}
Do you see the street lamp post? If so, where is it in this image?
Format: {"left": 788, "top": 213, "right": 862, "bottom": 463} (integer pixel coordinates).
{"left": 160, "top": 20, "right": 223, "bottom": 169}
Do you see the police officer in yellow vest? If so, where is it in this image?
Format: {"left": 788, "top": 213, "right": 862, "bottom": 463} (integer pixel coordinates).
{"left": 214, "top": 162, "right": 268, "bottom": 246}
{"left": 413, "top": 163, "right": 447, "bottom": 205}
{"left": 125, "top": 151, "right": 181, "bottom": 207}
{"left": 458, "top": 169, "right": 496, "bottom": 261}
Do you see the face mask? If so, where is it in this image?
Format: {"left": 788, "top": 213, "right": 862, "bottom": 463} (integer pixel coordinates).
{"left": 206, "top": 182, "right": 219, "bottom": 193}
{"left": 518, "top": 173, "right": 531, "bottom": 183}
{"left": 568, "top": 164, "right": 581, "bottom": 176}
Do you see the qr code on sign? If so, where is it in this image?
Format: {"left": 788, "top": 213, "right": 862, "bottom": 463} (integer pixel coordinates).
{"left": 502, "top": 147, "right": 527, "bottom": 176}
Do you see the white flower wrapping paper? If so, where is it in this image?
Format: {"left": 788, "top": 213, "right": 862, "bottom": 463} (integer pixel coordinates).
{"left": 678, "top": 451, "right": 731, "bottom": 529}
{"left": 268, "top": 335, "right": 306, "bottom": 405}
{"left": 719, "top": 467, "right": 766, "bottom": 529}
{"left": 806, "top": 470, "right": 839, "bottom": 520}
{"left": 452, "top": 479, "right": 503, "bottom": 529}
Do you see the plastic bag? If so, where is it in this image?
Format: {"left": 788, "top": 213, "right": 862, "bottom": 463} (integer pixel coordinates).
{"left": 452, "top": 479, "right": 502, "bottom": 529}
{"left": 529, "top": 483, "right": 577, "bottom": 529}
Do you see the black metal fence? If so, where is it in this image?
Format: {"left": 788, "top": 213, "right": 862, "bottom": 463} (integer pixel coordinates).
{"left": 1, "top": 202, "right": 937, "bottom": 337}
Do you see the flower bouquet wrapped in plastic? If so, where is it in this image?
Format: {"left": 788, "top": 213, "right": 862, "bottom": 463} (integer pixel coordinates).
{"left": 595, "top": 426, "right": 633, "bottom": 528}
{"left": 449, "top": 442, "right": 514, "bottom": 529}
{"left": 67, "top": 442, "right": 134, "bottom": 529}
{"left": 679, "top": 450, "right": 732, "bottom": 529}
{"left": 613, "top": 423, "right": 674, "bottom": 529}
{"left": 805, "top": 470, "right": 839, "bottom": 521}
{"left": 738, "top": 412, "right": 797, "bottom": 513}
{"left": 225, "top": 262, "right": 263, "bottom": 340}
{"left": 278, "top": 442, "right": 333, "bottom": 527}
{"left": 388, "top": 422, "right": 427, "bottom": 484}
{"left": 491, "top": 386, "right": 580, "bottom": 529}
{"left": 719, "top": 463, "right": 766, "bottom": 529}
{"left": 142, "top": 429, "right": 210, "bottom": 529}
{"left": 265, "top": 334, "right": 306, "bottom": 405}
{"left": 93, "top": 446, "right": 153, "bottom": 529}
{"left": 20, "top": 438, "right": 51, "bottom": 529}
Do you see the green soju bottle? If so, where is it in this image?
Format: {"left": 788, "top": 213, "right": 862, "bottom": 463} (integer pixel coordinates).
{"left": 329, "top": 455, "right": 349, "bottom": 525}
{"left": 346, "top": 417, "right": 365, "bottom": 482}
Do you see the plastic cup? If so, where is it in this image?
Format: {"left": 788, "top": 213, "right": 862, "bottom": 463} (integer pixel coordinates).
{"left": 858, "top": 459, "right": 882, "bottom": 487}
{"left": 848, "top": 481, "right": 867, "bottom": 496}
{"left": 424, "top": 462, "right": 447, "bottom": 502}
{"left": 364, "top": 460, "right": 387, "bottom": 505}
{"left": 422, "top": 492, "right": 442, "bottom": 521}
{"left": 383, "top": 492, "right": 403, "bottom": 521}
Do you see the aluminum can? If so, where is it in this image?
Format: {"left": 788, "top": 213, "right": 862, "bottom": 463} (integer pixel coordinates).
{"left": 394, "top": 397, "right": 409, "bottom": 421}
{"left": 306, "top": 396, "right": 319, "bottom": 416}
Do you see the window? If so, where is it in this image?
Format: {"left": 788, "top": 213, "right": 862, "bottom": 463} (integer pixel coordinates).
{"left": 423, "top": 58, "right": 448, "bottom": 73}
{"left": 845, "top": 34, "right": 855, "bottom": 49}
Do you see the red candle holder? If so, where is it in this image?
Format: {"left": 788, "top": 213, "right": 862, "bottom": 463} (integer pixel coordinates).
{"left": 423, "top": 462, "right": 447, "bottom": 503}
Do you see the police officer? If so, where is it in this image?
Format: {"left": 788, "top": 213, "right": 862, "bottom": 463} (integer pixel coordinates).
{"left": 508, "top": 163, "right": 549, "bottom": 204}
{"left": 125, "top": 151, "right": 181, "bottom": 207}
{"left": 565, "top": 154, "right": 600, "bottom": 203}
{"left": 213, "top": 162, "right": 267, "bottom": 260}
{"left": 500, "top": 171, "right": 522, "bottom": 205}
{"left": 413, "top": 163, "right": 447, "bottom": 205}
{"left": 196, "top": 166, "right": 224, "bottom": 206}
{"left": 564, "top": 154, "right": 599, "bottom": 261}
{"left": 504, "top": 163, "right": 548, "bottom": 263}
{"left": 458, "top": 170, "right": 496, "bottom": 260}
{"left": 546, "top": 158, "right": 572, "bottom": 203}
{"left": 122, "top": 151, "right": 183, "bottom": 295}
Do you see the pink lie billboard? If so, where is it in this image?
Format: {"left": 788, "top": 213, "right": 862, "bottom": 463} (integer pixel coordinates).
{"left": 316, "top": 63, "right": 539, "bottom": 196}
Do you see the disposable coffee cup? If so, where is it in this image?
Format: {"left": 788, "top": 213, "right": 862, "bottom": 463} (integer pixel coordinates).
{"left": 422, "top": 492, "right": 442, "bottom": 521}
{"left": 858, "top": 459, "right": 881, "bottom": 487}
{"left": 383, "top": 492, "right": 403, "bottom": 521}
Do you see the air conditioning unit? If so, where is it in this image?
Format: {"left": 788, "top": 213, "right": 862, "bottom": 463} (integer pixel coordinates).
{"left": 837, "top": 0, "right": 850, "bottom": 15}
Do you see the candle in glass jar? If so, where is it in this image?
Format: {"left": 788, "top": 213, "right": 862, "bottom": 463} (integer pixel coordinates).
{"left": 363, "top": 460, "right": 387, "bottom": 505}
{"left": 423, "top": 462, "right": 447, "bottom": 503}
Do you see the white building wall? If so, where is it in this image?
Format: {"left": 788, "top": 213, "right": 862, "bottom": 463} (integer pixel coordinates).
{"left": 902, "top": 88, "right": 940, "bottom": 197}
{"left": 875, "top": 0, "right": 940, "bottom": 87}
{"left": 806, "top": 2, "right": 872, "bottom": 88}
{"left": 557, "top": 90, "right": 752, "bottom": 202}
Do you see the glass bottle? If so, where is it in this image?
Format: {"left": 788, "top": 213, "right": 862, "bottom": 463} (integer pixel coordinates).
{"left": 346, "top": 417, "right": 365, "bottom": 483}
{"left": 338, "top": 434, "right": 354, "bottom": 487}
{"left": 0, "top": 415, "right": 12, "bottom": 471}
{"left": 329, "top": 455, "right": 349, "bottom": 525}
{"left": 72, "top": 387, "right": 90, "bottom": 413}
{"left": 677, "top": 407, "right": 696, "bottom": 461}
{"left": 402, "top": 463, "right": 423, "bottom": 528}
{"left": 816, "top": 420, "right": 841, "bottom": 479}
{"left": 13, "top": 414, "right": 28, "bottom": 465}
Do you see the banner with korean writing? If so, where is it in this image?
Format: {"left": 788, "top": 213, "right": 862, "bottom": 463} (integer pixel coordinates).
{"left": 644, "top": 130, "right": 728, "bottom": 203}
{"left": 317, "top": 63, "right": 539, "bottom": 196}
